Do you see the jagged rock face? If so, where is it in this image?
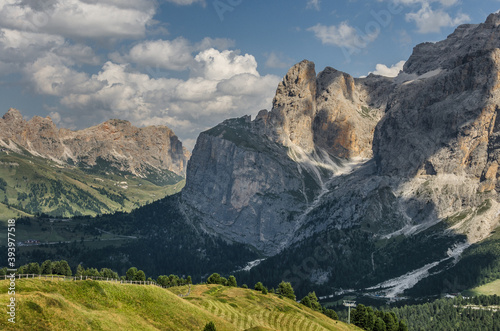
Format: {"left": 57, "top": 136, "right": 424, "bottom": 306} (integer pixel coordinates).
{"left": 0, "top": 109, "right": 189, "bottom": 177}
{"left": 261, "top": 60, "right": 391, "bottom": 159}
{"left": 369, "top": 15, "right": 500, "bottom": 244}
{"left": 183, "top": 117, "right": 321, "bottom": 255}
{"left": 265, "top": 60, "right": 317, "bottom": 152}
{"left": 183, "top": 61, "right": 392, "bottom": 254}
{"left": 313, "top": 68, "right": 389, "bottom": 158}
{"left": 374, "top": 16, "right": 500, "bottom": 183}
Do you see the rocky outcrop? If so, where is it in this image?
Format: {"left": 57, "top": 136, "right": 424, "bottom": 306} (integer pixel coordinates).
{"left": 259, "top": 60, "right": 391, "bottom": 159}
{"left": 313, "top": 68, "right": 389, "bottom": 158}
{"left": 374, "top": 14, "right": 500, "bottom": 181}
{"left": 264, "top": 60, "right": 318, "bottom": 152}
{"left": 0, "top": 109, "right": 189, "bottom": 178}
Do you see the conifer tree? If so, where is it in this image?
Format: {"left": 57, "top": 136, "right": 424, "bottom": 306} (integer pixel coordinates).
{"left": 277, "top": 281, "right": 296, "bottom": 301}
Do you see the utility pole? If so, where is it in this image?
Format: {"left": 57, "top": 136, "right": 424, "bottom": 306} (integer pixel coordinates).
{"left": 343, "top": 300, "right": 356, "bottom": 324}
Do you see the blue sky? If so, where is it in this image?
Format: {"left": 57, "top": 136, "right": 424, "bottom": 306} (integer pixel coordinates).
{"left": 0, "top": 0, "right": 499, "bottom": 149}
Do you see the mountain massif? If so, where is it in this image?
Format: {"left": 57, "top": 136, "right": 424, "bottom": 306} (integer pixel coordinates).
{"left": 181, "top": 13, "right": 500, "bottom": 296}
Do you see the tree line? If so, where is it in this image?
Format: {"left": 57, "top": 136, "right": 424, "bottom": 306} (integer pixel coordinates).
{"left": 351, "top": 304, "right": 408, "bottom": 331}
{"left": 0, "top": 260, "right": 191, "bottom": 288}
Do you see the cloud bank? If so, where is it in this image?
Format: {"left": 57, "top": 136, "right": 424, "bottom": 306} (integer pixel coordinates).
{"left": 0, "top": 0, "right": 280, "bottom": 150}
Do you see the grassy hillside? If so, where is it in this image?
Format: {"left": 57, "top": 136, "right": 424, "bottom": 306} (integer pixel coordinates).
{"left": 0, "top": 151, "right": 184, "bottom": 221}
{"left": 0, "top": 279, "right": 359, "bottom": 331}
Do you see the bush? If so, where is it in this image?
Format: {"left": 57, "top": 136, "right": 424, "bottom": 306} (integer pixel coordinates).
{"left": 126, "top": 267, "right": 138, "bottom": 281}
{"left": 227, "top": 275, "right": 237, "bottom": 287}
{"left": 324, "top": 309, "right": 338, "bottom": 320}
{"left": 203, "top": 321, "right": 216, "bottom": 331}
{"left": 134, "top": 270, "right": 146, "bottom": 281}
{"left": 254, "top": 282, "right": 264, "bottom": 291}
{"left": 207, "top": 273, "right": 222, "bottom": 285}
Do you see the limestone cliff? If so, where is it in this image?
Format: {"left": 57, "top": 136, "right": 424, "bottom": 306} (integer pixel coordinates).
{"left": 259, "top": 60, "right": 391, "bottom": 159}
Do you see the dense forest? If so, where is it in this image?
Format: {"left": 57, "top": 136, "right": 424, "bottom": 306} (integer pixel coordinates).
{"left": 406, "top": 233, "right": 500, "bottom": 296}
{"left": 5, "top": 258, "right": 500, "bottom": 330}
{"left": 390, "top": 295, "right": 500, "bottom": 331}
{"left": 13, "top": 196, "right": 260, "bottom": 279}
{"left": 235, "top": 222, "right": 465, "bottom": 298}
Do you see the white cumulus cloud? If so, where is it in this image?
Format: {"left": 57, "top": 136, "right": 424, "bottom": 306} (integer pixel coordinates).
{"left": 194, "top": 48, "right": 260, "bottom": 81}
{"left": 406, "top": 3, "right": 470, "bottom": 33}
{"left": 35, "top": 50, "right": 279, "bottom": 149}
{"left": 0, "top": 0, "right": 280, "bottom": 150}
{"left": 123, "top": 38, "right": 194, "bottom": 71}
{"left": 0, "top": 0, "right": 156, "bottom": 40}
{"left": 368, "top": 60, "right": 406, "bottom": 77}
{"left": 308, "top": 22, "right": 379, "bottom": 51}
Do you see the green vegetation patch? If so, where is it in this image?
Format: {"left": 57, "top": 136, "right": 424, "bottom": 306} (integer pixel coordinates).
{"left": 0, "top": 151, "right": 185, "bottom": 221}
{"left": 477, "top": 199, "right": 492, "bottom": 215}
{"left": 0, "top": 280, "right": 357, "bottom": 331}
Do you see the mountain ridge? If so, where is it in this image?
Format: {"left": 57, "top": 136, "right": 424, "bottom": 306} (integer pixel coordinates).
{"left": 0, "top": 108, "right": 190, "bottom": 178}
{"left": 184, "top": 13, "right": 500, "bottom": 255}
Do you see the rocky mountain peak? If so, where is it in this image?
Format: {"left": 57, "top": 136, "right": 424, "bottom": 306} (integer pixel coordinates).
{"left": 2, "top": 108, "right": 24, "bottom": 122}
{"left": 485, "top": 12, "right": 500, "bottom": 26}
{"left": 403, "top": 13, "right": 500, "bottom": 75}
{"left": 183, "top": 59, "right": 392, "bottom": 253}
{"left": 273, "top": 59, "right": 317, "bottom": 104}
{"left": 259, "top": 59, "right": 389, "bottom": 158}
{"left": 182, "top": 12, "right": 500, "bottom": 257}
{"left": 265, "top": 60, "right": 318, "bottom": 152}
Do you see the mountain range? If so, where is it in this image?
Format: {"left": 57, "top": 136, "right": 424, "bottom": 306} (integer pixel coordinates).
{"left": 10, "top": 13, "right": 500, "bottom": 301}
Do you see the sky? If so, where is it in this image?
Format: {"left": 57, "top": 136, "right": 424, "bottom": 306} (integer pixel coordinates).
{"left": 0, "top": 0, "right": 499, "bottom": 150}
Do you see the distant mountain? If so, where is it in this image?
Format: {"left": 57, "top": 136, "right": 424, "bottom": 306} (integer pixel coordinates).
{"left": 0, "top": 109, "right": 189, "bottom": 218}
{"left": 0, "top": 108, "right": 189, "bottom": 178}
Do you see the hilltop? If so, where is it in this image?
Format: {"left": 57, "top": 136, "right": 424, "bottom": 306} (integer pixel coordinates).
{"left": 0, "top": 279, "right": 358, "bottom": 331}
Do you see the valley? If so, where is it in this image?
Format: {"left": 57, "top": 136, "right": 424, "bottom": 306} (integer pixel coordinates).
{"left": 3, "top": 9, "right": 500, "bottom": 331}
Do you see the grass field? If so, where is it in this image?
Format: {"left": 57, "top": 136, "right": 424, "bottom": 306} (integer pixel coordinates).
{"left": 0, "top": 279, "right": 360, "bottom": 331}
{"left": 463, "top": 279, "right": 500, "bottom": 297}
